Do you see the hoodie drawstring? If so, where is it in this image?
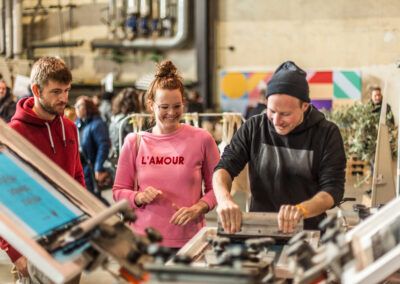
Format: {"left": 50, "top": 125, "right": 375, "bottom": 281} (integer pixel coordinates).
{"left": 59, "top": 116, "right": 67, "bottom": 147}
{"left": 45, "top": 122, "right": 56, "bottom": 154}
{"left": 44, "top": 118, "right": 67, "bottom": 154}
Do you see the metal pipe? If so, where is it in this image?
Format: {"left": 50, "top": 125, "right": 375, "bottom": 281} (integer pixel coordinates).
{"left": 151, "top": 0, "right": 160, "bottom": 36}
{"left": 108, "top": 0, "right": 117, "bottom": 22}
{"left": 159, "top": 0, "right": 167, "bottom": 19}
{"left": 138, "top": 0, "right": 151, "bottom": 36}
{"left": 151, "top": 0, "right": 159, "bottom": 19}
{"left": 108, "top": 0, "right": 117, "bottom": 38}
{"left": 12, "top": 0, "right": 22, "bottom": 58}
{"left": 5, "top": 0, "right": 12, "bottom": 58}
{"left": 91, "top": 0, "right": 188, "bottom": 50}
{"left": 29, "top": 40, "right": 84, "bottom": 49}
{"left": 0, "top": 0, "right": 5, "bottom": 54}
{"left": 140, "top": 0, "right": 150, "bottom": 17}
{"left": 126, "top": 0, "right": 140, "bottom": 38}
{"left": 127, "top": 0, "right": 139, "bottom": 14}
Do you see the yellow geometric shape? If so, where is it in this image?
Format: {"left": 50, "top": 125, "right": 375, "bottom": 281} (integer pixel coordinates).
{"left": 221, "top": 73, "right": 247, "bottom": 99}
{"left": 309, "top": 84, "right": 333, "bottom": 99}
{"left": 247, "top": 73, "right": 269, "bottom": 92}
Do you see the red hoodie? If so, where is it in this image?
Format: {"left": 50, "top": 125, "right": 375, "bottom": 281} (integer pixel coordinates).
{"left": 1, "top": 97, "right": 85, "bottom": 262}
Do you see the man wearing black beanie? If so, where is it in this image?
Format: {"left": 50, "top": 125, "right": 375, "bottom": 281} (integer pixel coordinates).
{"left": 213, "top": 61, "right": 346, "bottom": 233}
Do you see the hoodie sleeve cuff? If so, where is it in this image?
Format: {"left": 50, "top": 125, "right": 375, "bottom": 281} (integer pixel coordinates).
{"left": 130, "top": 191, "right": 144, "bottom": 209}
{"left": 200, "top": 194, "right": 217, "bottom": 211}
{"left": 6, "top": 245, "right": 22, "bottom": 263}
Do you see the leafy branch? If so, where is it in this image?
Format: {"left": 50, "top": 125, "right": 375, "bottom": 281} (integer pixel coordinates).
{"left": 323, "top": 103, "right": 397, "bottom": 161}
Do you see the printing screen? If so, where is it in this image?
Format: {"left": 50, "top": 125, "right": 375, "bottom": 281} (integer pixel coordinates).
{"left": 0, "top": 148, "right": 85, "bottom": 238}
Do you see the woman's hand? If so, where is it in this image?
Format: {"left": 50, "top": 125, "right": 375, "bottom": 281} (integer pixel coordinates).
{"left": 134, "top": 187, "right": 162, "bottom": 206}
{"left": 170, "top": 200, "right": 209, "bottom": 226}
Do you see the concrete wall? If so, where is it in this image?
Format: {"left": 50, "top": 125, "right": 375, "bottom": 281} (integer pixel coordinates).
{"left": 215, "top": 0, "right": 400, "bottom": 120}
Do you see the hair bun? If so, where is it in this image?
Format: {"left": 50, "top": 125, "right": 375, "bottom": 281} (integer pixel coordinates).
{"left": 155, "top": 60, "right": 178, "bottom": 78}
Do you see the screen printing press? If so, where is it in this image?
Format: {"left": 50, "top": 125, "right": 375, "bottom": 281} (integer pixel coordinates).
{"left": 0, "top": 119, "right": 163, "bottom": 283}
{"left": 0, "top": 118, "right": 322, "bottom": 284}
{"left": 6, "top": 115, "right": 400, "bottom": 284}
{"left": 145, "top": 213, "right": 320, "bottom": 284}
{"left": 285, "top": 196, "right": 400, "bottom": 284}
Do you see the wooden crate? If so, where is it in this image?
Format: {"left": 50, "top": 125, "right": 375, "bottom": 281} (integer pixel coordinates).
{"left": 347, "top": 156, "right": 370, "bottom": 177}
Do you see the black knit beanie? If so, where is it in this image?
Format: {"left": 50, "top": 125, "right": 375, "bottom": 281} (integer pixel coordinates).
{"left": 266, "top": 61, "right": 310, "bottom": 102}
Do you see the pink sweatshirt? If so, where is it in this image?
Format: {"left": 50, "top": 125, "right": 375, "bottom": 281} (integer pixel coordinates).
{"left": 113, "top": 124, "right": 219, "bottom": 248}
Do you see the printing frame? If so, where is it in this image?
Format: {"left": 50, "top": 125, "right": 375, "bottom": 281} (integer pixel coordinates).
{"left": 0, "top": 119, "right": 110, "bottom": 283}
{"left": 342, "top": 196, "right": 400, "bottom": 284}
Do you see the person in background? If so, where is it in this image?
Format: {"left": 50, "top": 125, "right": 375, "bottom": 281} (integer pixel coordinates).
{"left": 186, "top": 90, "right": 204, "bottom": 113}
{"left": 109, "top": 88, "right": 141, "bottom": 159}
{"left": 0, "top": 79, "right": 16, "bottom": 122}
{"left": 365, "top": 85, "right": 396, "bottom": 183}
{"left": 92, "top": 93, "right": 101, "bottom": 108}
{"left": 75, "top": 96, "right": 110, "bottom": 196}
{"left": 113, "top": 60, "right": 220, "bottom": 251}
{"left": 368, "top": 85, "right": 395, "bottom": 126}
{"left": 98, "top": 91, "right": 114, "bottom": 125}
{"left": 64, "top": 103, "right": 77, "bottom": 122}
{"left": 213, "top": 61, "right": 346, "bottom": 234}
{"left": 245, "top": 90, "right": 267, "bottom": 119}
{"left": 3, "top": 56, "right": 84, "bottom": 283}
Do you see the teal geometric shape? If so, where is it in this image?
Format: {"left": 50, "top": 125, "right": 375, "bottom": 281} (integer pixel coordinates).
{"left": 333, "top": 71, "right": 361, "bottom": 100}
{"left": 333, "top": 84, "right": 349, "bottom": 99}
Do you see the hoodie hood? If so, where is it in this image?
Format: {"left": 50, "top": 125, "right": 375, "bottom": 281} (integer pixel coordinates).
{"left": 11, "top": 97, "right": 67, "bottom": 153}
{"left": 13, "top": 97, "right": 48, "bottom": 126}
{"left": 268, "top": 105, "right": 325, "bottom": 135}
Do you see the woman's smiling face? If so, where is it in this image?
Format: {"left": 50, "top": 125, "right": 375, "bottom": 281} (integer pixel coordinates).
{"left": 151, "top": 88, "right": 184, "bottom": 134}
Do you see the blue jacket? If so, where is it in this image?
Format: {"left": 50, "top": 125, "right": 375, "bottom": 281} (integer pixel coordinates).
{"left": 76, "top": 116, "right": 110, "bottom": 173}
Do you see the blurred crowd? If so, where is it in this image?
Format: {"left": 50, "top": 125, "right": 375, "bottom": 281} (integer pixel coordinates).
{"left": 0, "top": 74, "right": 208, "bottom": 202}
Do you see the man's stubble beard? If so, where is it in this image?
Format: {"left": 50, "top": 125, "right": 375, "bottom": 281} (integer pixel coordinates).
{"left": 38, "top": 96, "right": 64, "bottom": 116}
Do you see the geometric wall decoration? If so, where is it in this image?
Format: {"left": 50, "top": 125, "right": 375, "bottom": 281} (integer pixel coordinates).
{"left": 220, "top": 71, "right": 272, "bottom": 114}
{"left": 219, "top": 70, "right": 362, "bottom": 114}
{"left": 307, "top": 71, "right": 333, "bottom": 110}
{"left": 333, "top": 71, "right": 362, "bottom": 100}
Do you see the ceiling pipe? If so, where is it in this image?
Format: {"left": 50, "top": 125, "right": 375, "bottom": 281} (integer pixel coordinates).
{"left": 5, "top": 0, "right": 12, "bottom": 58}
{"left": 29, "top": 40, "right": 84, "bottom": 49}
{"left": 91, "top": 0, "right": 188, "bottom": 50}
{"left": 12, "top": 0, "right": 22, "bottom": 58}
{"left": 0, "top": 0, "right": 5, "bottom": 54}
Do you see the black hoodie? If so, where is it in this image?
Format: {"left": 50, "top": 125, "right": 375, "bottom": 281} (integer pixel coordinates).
{"left": 216, "top": 106, "right": 346, "bottom": 230}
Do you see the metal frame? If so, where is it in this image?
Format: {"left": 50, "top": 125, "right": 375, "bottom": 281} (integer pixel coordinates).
{"left": 343, "top": 197, "right": 400, "bottom": 283}
{"left": 117, "top": 112, "right": 245, "bottom": 153}
{"left": 0, "top": 119, "right": 110, "bottom": 283}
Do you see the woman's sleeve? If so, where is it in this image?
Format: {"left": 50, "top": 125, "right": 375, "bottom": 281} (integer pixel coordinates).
{"left": 200, "top": 133, "right": 220, "bottom": 210}
{"left": 112, "top": 134, "right": 141, "bottom": 209}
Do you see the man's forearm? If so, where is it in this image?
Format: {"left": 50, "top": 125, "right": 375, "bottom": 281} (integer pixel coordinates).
{"left": 213, "top": 168, "right": 243, "bottom": 234}
{"left": 213, "top": 169, "right": 234, "bottom": 203}
{"left": 298, "top": 191, "right": 334, "bottom": 218}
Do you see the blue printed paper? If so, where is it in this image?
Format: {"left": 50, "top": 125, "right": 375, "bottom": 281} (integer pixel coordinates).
{"left": 0, "top": 152, "right": 83, "bottom": 237}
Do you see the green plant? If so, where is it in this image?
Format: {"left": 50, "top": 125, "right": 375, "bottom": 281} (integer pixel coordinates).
{"left": 323, "top": 103, "right": 397, "bottom": 161}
